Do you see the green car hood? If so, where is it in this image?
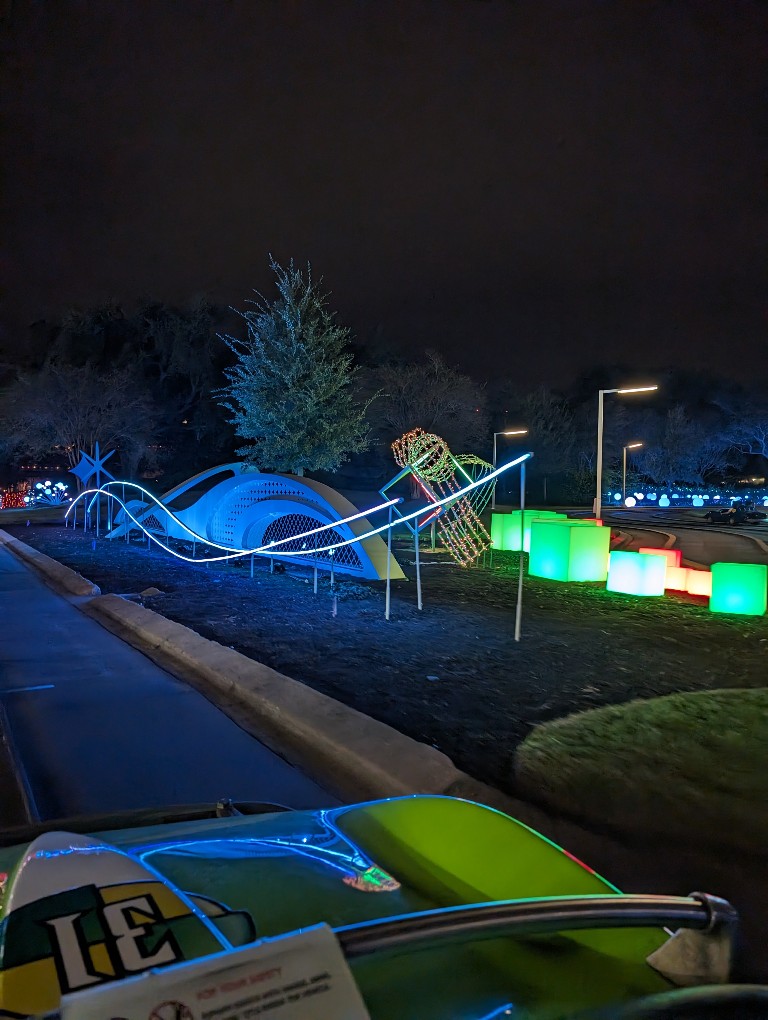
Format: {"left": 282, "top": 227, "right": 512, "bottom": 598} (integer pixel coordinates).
{"left": 0, "top": 795, "right": 671, "bottom": 1018}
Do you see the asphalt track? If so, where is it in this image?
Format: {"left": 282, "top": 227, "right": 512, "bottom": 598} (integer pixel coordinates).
{"left": 602, "top": 508, "right": 768, "bottom": 567}
{"left": 0, "top": 545, "right": 335, "bottom": 825}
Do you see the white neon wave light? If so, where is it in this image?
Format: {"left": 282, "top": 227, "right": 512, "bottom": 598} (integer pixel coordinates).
{"left": 81, "top": 480, "right": 401, "bottom": 556}
{"left": 66, "top": 453, "right": 531, "bottom": 565}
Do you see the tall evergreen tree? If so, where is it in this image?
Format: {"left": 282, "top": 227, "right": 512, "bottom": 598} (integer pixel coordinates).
{"left": 217, "top": 259, "right": 370, "bottom": 474}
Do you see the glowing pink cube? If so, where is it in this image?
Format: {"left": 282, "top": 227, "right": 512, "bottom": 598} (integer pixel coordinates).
{"left": 686, "top": 569, "right": 712, "bottom": 597}
{"left": 665, "top": 566, "right": 689, "bottom": 591}
{"left": 638, "top": 547, "right": 682, "bottom": 569}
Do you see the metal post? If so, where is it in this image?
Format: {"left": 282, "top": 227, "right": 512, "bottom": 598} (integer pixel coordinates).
{"left": 622, "top": 445, "right": 627, "bottom": 505}
{"left": 514, "top": 461, "right": 526, "bottom": 642}
{"left": 192, "top": 537, "right": 196, "bottom": 559}
{"left": 251, "top": 554, "right": 255, "bottom": 578}
{"left": 430, "top": 519, "right": 436, "bottom": 551}
{"left": 96, "top": 492, "right": 100, "bottom": 537}
{"left": 313, "top": 534, "right": 318, "bottom": 594}
{"left": 385, "top": 505, "right": 392, "bottom": 620}
{"left": 414, "top": 527, "right": 422, "bottom": 610}
{"left": 595, "top": 390, "right": 605, "bottom": 521}
{"left": 330, "top": 551, "right": 335, "bottom": 590}
{"left": 491, "top": 432, "right": 498, "bottom": 510}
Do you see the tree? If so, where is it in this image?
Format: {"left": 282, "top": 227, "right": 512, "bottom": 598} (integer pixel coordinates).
{"left": 718, "top": 392, "right": 768, "bottom": 459}
{"left": 216, "top": 259, "right": 370, "bottom": 474}
{"left": 635, "top": 404, "right": 729, "bottom": 488}
{"left": 0, "top": 362, "right": 161, "bottom": 481}
{"left": 366, "top": 350, "right": 489, "bottom": 453}
{"left": 516, "top": 387, "right": 575, "bottom": 490}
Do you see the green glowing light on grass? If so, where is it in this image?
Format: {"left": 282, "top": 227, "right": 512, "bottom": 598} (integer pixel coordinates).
{"left": 710, "top": 562, "right": 767, "bottom": 616}
{"left": 491, "top": 510, "right": 566, "bottom": 552}
{"left": 528, "top": 520, "right": 611, "bottom": 582}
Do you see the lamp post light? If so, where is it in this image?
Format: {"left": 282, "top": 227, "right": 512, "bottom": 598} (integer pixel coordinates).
{"left": 492, "top": 429, "right": 528, "bottom": 510}
{"left": 595, "top": 386, "right": 657, "bottom": 521}
{"left": 622, "top": 442, "right": 643, "bottom": 505}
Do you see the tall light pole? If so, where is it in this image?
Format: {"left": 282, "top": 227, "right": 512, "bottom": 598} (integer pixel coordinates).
{"left": 622, "top": 442, "right": 643, "bottom": 504}
{"left": 492, "top": 429, "right": 528, "bottom": 510}
{"left": 595, "top": 386, "right": 656, "bottom": 520}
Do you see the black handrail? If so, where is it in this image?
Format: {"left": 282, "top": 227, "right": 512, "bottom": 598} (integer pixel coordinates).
{"left": 335, "top": 893, "right": 738, "bottom": 958}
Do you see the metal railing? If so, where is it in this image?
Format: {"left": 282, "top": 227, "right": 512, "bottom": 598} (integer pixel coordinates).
{"left": 335, "top": 893, "right": 737, "bottom": 958}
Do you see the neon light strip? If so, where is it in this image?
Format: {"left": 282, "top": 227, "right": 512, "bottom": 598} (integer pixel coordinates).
{"left": 70, "top": 482, "right": 402, "bottom": 555}
{"left": 66, "top": 454, "right": 531, "bottom": 564}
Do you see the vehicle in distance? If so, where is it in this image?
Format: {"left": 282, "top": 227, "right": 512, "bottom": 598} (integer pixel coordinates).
{"left": 703, "top": 501, "right": 768, "bottom": 525}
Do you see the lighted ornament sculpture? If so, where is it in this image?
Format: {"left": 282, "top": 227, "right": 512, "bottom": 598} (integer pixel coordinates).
{"left": 710, "top": 562, "right": 767, "bottom": 616}
{"left": 26, "top": 481, "right": 70, "bottom": 506}
{"left": 385, "top": 428, "right": 494, "bottom": 567}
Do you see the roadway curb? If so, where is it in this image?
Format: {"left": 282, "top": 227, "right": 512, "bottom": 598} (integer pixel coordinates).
{"left": 84, "top": 592, "right": 481, "bottom": 804}
{"left": 0, "top": 529, "right": 629, "bottom": 868}
{"left": 0, "top": 529, "right": 100, "bottom": 597}
{"left": 81, "top": 597, "right": 586, "bottom": 840}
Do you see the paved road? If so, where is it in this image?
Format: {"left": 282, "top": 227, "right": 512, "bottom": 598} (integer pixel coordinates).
{"left": 0, "top": 546, "right": 336, "bottom": 824}
{"left": 603, "top": 508, "right": 768, "bottom": 567}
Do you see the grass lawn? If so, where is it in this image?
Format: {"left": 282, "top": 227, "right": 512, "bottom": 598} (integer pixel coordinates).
{"left": 516, "top": 687, "right": 768, "bottom": 856}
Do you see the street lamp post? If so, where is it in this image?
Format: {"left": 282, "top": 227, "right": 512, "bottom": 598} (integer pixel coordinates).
{"left": 492, "top": 429, "right": 528, "bottom": 510}
{"left": 622, "top": 442, "right": 643, "bottom": 504}
{"left": 595, "top": 387, "right": 657, "bottom": 521}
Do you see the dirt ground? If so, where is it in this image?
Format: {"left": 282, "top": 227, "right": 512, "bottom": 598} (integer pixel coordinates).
{"left": 9, "top": 521, "right": 767, "bottom": 799}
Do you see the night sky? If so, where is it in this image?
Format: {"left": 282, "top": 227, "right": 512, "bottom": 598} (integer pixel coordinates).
{"left": 1, "top": 0, "right": 766, "bottom": 387}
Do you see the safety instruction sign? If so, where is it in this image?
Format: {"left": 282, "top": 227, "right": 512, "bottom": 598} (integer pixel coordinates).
{"left": 56, "top": 924, "right": 371, "bottom": 1020}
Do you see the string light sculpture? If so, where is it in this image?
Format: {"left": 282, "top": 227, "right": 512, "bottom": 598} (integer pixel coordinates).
{"left": 0, "top": 486, "right": 28, "bottom": 510}
{"left": 25, "top": 480, "right": 71, "bottom": 506}
{"left": 455, "top": 454, "right": 495, "bottom": 515}
{"left": 389, "top": 427, "right": 493, "bottom": 567}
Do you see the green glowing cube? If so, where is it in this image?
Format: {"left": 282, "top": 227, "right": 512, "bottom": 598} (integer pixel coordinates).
{"left": 490, "top": 510, "right": 566, "bottom": 551}
{"left": 606, "top": 551, "right": 666, "bottom": 596}
{"left": 710, "top": 562, "right": 767, "bottom": 616}
{"left": 517, "top": 510, "right": 566, "bottom": 552}
{"left": 528, "top": 520, "right": 611, "bottom": 582}
{"left": 490, "top": 512, "right": 520, "bottom": 551}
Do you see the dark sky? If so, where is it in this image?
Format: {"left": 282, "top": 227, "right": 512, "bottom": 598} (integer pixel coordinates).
{"left": 1, "top": 0, "right": 766, "bottom": 388}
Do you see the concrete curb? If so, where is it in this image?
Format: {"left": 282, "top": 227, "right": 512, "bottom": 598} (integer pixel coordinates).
{"left": 81, "top": 594, "right": 600, "bottom": 839}
{"left": 85, "top": 592, "right": 471, "bottom": 803}
{"left": 1, "top": 529, "right": 626, "bottom": 864}
{"left": 0, "top": 528, "right": 100, "bottom": 597}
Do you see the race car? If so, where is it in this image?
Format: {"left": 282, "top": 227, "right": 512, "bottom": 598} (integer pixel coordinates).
{"left": 0, "top": 795, "right": 755, "bottom": 1019}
